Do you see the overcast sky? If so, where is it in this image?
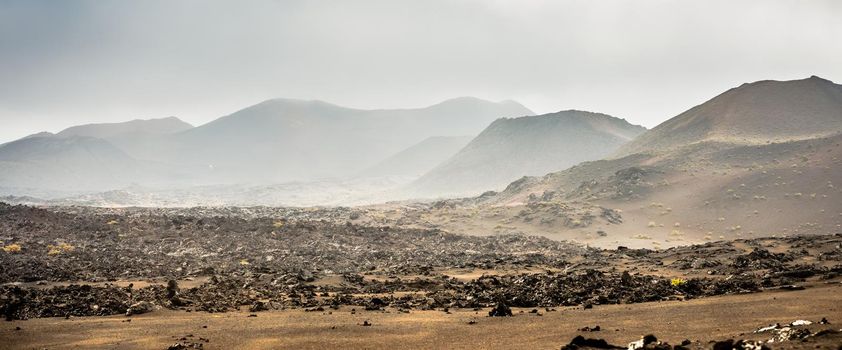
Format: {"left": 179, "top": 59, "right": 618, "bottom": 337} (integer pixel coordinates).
{"left": 1, "top": 0, "right": 840, "bottom": 143}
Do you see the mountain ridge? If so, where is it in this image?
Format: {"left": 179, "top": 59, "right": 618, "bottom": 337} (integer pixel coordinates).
{"left": 406, "top": 110, "right": 646, "bottom": 197}
{"left": 615, "top": 75, "right": 842, "bottom": 157}
{"left": 0, "top": 97, "right": 533, "bottom": 193}
{"left": 56, "top": 116, "right": 194, "bottom": 139}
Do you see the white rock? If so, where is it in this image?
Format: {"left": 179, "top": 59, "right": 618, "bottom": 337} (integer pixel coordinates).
{"left": 790, "top": 319, "right": 812, "bottom": 326}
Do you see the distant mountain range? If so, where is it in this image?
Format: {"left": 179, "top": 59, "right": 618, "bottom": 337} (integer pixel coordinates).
{"left": 0, "top": 136, "right": 154, "bottom": 193}
{"left": 0, "top": 97, "right": 532, "bottom": 194}
{"left": 406, "top": 110, "right": 646, "bottom": 197}
{"left": 55, "top": 116, "right": 194, "bottom": 139}
{"left": 3, "top": 76, "right": 840, "bottom": 212}
{"left": 143, "top": 97, "right": 531, "bottom": 184}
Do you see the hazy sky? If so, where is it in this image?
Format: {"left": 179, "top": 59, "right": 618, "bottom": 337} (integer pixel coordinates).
{"left": 1, "top": 0, "right": 841, "bottom": 143}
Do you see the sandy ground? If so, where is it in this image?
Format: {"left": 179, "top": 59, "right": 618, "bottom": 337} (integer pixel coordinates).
{"left": 2, "top": 283, "right": 840, "bottom": 350}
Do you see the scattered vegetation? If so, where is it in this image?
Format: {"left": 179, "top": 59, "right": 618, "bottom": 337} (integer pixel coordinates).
{"left": 670, "top": 278, "right": 686, "bottom": 287}
{"left": 2, "top": 243, "right": 22, "bottom": 253}
{"left": 47, "top": 243, "right": 75, "bottom": 255}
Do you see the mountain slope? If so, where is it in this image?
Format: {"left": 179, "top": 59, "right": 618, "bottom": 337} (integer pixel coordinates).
{"left": 359, "top": 136, "right": 473, "bottom": 178}
{"left": 0, "top": 136, "right": 146, "bottom": 192}
{"left": 134, "top": 97, "right": 533, "bottom": 183}
{"left": 617, "top": 76, "right": 842, "bottom": 157}
{"left": 406, "top": 110, "right": 646, "bottom": 197}
{"left": 52, "top": 117, "right": 195, "bottom": 163}
{"left": 0, "top": 98, "right": 531, "bottom": 194}
{"left": 411, "top": 76, "right": 842, "bottom": 249}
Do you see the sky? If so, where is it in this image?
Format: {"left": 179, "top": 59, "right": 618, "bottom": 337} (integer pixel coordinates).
{"left": 1, "top": 0, "right": 841, "bottom": 143}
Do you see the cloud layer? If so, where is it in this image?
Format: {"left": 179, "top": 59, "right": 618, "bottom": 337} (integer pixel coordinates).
{"left": 1, "top": 0, "right": 840, "bottom": 142}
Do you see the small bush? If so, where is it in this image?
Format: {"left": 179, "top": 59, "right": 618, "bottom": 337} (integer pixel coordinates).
{"left": 2, "top": 244, "right": 22, "bottom": 253}
{"left": 671, "top": 278, "right": 686, "bottom": 287}
{"left": 47, "top": 242, "right": 75, "bottom": 255}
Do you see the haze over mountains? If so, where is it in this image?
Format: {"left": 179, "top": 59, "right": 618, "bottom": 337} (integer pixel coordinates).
{"left": 0, "top": 97, "right": 533, "bottom": 198}
{"left": 360, "top": 136, "right": 474, "bottom": 178}
{"left": 147, "top": 97, "right": 532, "bottom": 184}
{"left": 55, "top": 117, "right": 194, "bottom": 139}
{"left": 0, "top": 136, "right": 144, "bottom": 193}
{"left": 2, "top": 76, "right": 841, "bottom": 217}
{"left": 407, "top": 110, "right": 646, "bottom": 197}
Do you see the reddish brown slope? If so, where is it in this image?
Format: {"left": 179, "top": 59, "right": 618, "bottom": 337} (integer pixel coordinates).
{"left": 617, "top": 76, "right": 842, "bottom": 157}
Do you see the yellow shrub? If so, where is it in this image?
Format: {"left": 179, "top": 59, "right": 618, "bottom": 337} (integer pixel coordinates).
{"left": 2, "top": 244, "right": 22, "bottom": 253}
{"left": 272, "top": 221, "right": 284, "bottom": 228}
{"left": 671, "top": 278, "right": 686, "bottom": 287}
{"left": 47, "top": 243, "right": 75, "bottom": 255}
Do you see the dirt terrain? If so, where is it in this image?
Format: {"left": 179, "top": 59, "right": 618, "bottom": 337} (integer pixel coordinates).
{"left": 2, "top": 203, "right": 841, "bottom": 349}
{"left": 3, "top": 284, "right": 841, "bottom": 349}
{"left": 361, "top": 133, "right": 842, "bottom": 250}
